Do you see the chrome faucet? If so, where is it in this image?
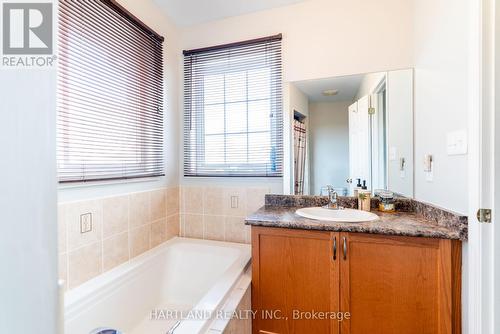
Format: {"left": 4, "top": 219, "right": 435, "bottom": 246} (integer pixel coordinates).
{"left": 323, "top": 185, "right": 341, "bottom": 210}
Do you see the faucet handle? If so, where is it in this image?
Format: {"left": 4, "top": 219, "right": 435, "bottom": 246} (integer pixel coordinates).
{"left": 320, "top": 185, "right": 333, "bottom": 196}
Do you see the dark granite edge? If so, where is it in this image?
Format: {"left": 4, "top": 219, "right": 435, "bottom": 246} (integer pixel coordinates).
{"left": 245, "top": 218, "right": 462, "bottom": 240}
{"left": 263, "top": 194, "right": 468, "bottom": 240}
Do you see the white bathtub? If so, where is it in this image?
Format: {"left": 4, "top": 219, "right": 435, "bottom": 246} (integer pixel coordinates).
{"left": 64, "top": 237, "right": 251, "bottom": 334}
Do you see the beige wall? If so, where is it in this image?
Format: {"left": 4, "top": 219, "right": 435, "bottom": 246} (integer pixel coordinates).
{"left": 308, "top": 101, "right": 351, "bottom": 194}
{"left": 180, "top": 0, "right": 414, "bottom": 83}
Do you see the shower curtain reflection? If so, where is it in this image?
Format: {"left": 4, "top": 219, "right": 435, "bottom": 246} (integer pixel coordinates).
{"left": 293, "top": 118, "right": 307, "bottom": 195}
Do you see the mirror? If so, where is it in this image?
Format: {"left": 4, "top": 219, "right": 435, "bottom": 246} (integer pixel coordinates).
{"left": 289, "top": 69, "right": 414, "bottom": 197}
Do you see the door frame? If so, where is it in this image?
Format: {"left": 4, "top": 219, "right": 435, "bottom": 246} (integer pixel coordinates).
{"left": 370, "top": 75, "right": 388, "bottom": 192}
{"left": 467, "top": 0, "right": 496, "bottom": 333}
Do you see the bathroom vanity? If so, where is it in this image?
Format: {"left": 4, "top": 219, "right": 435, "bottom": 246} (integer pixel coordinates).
{"left": 246, "top": 195, "right": 466, "bottom": 334}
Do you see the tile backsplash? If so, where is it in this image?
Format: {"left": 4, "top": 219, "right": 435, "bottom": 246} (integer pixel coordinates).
{"left": 180, "top": 186, "right": 270, "bottom": 244}
{"left": 58, "top": 187, "right": 180, "bottom": 290}
{"left": 59, "top": 184, "right": 271, "bottom": 290}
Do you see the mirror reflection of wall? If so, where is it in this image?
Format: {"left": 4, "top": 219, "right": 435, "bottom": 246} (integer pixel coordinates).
{"left": 289, "top": 69, "right": 414, "bottom": 197}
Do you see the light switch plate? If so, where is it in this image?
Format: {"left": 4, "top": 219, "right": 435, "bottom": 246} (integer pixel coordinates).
{"left": 389, "top": 147, "right": 397, "bottom": 161}
{"left": 230, "top": 196, "right": 239, "bottom": 209}
{"left": 447, "top": 130, "right": 468, "bottom": 155}
{"left": 80, "top": 213, "right": 92, "bottom": 233}
{"left": 423, "top": 154, "right": 433, "bottom": 172}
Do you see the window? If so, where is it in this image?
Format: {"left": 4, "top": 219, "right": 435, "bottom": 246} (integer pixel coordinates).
{"left": 57, "top": 0, "right": 164, "bottom": 183}
{"left": 183, "top": 35, "right": 283, "bottom": 177}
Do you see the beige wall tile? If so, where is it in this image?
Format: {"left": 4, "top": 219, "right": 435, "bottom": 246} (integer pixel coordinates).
{"left": 102, "top": 195, "right": 129, "bottom": 238}
{"left": 204, "top": 215, "right": 225, "bottom": 241}
{"left": 246, "top": 187, "right": 269, "bottom": 215}
{"left": 166, "top": 187, "right": 179, "bottom": 216}
{"left": 166, "top": 214, "right": 180, "bottom": 240}
{"left": 102, "top": 232, "right": 129, "bottom": 272}
{"left": 222, "top": 287, "right": 252, "bottom": 334}
{"left": 151, "top": 219, "right": 166, "bottom": 248}
{"left": 204, "top": 187, "right": 224, "bottom": 215}
{"left": 151, "top": 189, "right": 166, "bottom": 221}
{"left": 223, "top": 187, "right": 247, "bottom": 216}
{"left": 65, "top": 200, "right": 103, "bottom": 252}
{"left": 129, "top": 224, "right": 151, "bottom": 258}
{"left": 68, "top": 242, "right": 102, "bottom": 289}
{"left": 129, "top": 191, "right": 151, "bottom": 228}
{"left": 59, "top": 253, "right": 67, "bottom": 283}
{"left": 183, "top": 214, "right": 203, "bottom": 238}
{"left": 58, "top": 204, "right": 67, "bottom": 254}
{"left": 225, "top": 216, "right": 247, "bottom": 243}
{"left": 182, "top": 187, "right": 204, "bottom": 214}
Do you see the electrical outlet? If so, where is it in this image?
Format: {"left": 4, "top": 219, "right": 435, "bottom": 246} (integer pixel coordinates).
{"left": 230, "top": 196, "right": 239, "bottom": 209}
{"left": 80, "top": 213, "right": 93, "bottom": 233}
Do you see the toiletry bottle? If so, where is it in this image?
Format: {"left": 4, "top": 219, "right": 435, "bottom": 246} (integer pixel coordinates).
{"left": 358, "top": 180, "right": 371, "bottom": 212}
{"left": 353, "top": 178, "right": 362, "bottom": 197}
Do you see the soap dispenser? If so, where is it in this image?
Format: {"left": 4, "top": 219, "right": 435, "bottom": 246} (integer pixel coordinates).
{"left": 358, "top": 180, "right": 371, "bottom": 212}
{"left": 353, "top": 178, "right": 362, "bottom": 197}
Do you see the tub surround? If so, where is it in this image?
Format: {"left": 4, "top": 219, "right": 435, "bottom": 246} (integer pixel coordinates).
{"left": 59, "top": 185, "right": 268, "bottom": 290}
{"left": 58, "top": 187, "right": 180, "bottom": 290}
{"left": 180, "top": 186, "right": 270, "bottom": 244}
{"left": 64, "top": 238, "right": 251, "bottom": 334}
{"left": 246, "top": 194, "right": 467, "bottom": 240}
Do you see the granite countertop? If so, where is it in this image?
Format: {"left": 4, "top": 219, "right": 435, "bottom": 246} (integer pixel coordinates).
{"left": 245, "top": 195, "right": 468, "bottom": 241}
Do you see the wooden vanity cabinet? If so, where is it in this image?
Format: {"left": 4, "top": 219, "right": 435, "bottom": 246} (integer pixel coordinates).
{"left": 251, "top": 227, "right": 461, "bottom": 334}
{"left": 251, "top": 227, "right": 340, "bottom": 334}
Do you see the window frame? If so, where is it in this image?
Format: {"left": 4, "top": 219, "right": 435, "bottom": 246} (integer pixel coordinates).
{"left": 57, "top": 0, "right": 165, "bottom": 184}
{"left": 183, "top": 35, "right": 283, "bottom": 177}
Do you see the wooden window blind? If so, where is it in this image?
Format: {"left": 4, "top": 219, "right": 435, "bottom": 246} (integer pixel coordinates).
{"left": 183, "top": 34, "right": 283, "bottom": 177}
{"left": 57, "top": 0, "right": 164, "bottom": 183}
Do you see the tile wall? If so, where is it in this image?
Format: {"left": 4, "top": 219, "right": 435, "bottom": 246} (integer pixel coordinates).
{"left": 180, "top": 186, "right": 270, "bottom": 244}
{"left": 58, "top": 187, "right": 179, "bottom": 290}
{"left": 58, "top": 185, "right": 271, "bottom": 290}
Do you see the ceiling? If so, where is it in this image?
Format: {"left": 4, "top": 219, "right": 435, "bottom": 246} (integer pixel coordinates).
{"left": 153, "top": 0, "right": 307, "bottom": 26}
{"left": 293, "top": 74, "right": 365, "bottom": 103}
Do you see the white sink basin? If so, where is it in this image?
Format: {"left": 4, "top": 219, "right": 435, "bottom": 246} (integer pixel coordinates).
{"left": 295, "top": 207, "right": 379, "bottom": 223}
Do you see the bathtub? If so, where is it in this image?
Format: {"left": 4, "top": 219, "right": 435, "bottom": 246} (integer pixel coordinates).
{"left": 64, "top": 237, "right": 251, "bottom": 334}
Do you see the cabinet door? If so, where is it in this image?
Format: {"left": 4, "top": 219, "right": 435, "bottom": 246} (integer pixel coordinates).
{"left": 339, "top": 232, "right": 461, "bottom": 334}
{"left": 252, "top": 227, "right": 340, "bottom": 334}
